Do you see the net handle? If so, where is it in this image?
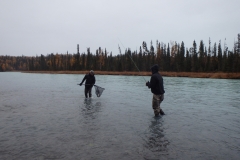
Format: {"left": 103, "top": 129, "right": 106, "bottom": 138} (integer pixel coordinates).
{"left": 77, "top": 84, "right": 105, "bottom": 90}
{"left": 77, "top": 83, "right": 96, "bottom": 86}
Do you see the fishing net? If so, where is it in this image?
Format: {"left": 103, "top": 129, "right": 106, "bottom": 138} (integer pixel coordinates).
{"left": 94, "top": 85, "right": 105, "bottom": 97}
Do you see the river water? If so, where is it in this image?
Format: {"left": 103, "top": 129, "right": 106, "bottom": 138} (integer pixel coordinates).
{"left": 0, "top": 72, "right": 239, "bottom": 160}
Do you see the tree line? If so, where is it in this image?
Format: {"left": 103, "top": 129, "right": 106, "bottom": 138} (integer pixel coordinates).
{"left": 1, "top": 35, "right": 240, "bottom": 72}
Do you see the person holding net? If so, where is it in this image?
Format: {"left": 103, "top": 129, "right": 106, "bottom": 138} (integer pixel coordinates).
{"left": 146, "top": 64, "right": 165, "bottom": 116}
{"left": 79, "top": 70, "right": 96, "bottom": 98}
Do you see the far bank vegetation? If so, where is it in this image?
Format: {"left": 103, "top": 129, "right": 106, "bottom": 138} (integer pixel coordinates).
{"left": 1, "top": 34, "right": 240, "bottom": 79}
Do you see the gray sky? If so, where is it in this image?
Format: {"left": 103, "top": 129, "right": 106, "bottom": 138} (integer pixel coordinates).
{"left": 1, "top": 0, "right": 239, "bottom": 56}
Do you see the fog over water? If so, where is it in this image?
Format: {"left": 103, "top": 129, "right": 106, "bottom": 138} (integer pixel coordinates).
{"left": 0, "top": 72, "right": 239, "bottom": 159}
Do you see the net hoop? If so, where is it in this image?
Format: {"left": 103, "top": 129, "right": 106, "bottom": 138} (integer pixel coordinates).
{"left": 94, "top": 85, "right": 105, "bottom": 97}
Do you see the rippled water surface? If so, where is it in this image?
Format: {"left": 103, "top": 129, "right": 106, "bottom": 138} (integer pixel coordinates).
{"left": 0, "top": 72, "right": 240, "bottom": 160}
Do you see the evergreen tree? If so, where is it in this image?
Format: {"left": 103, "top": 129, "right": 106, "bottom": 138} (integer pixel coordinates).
{"left": 227, "top": 51, "right": 233, "bottom": 72}
{"left": 198, "top": 40, "right": 204, "bottom": 71}
{"left": 138, "top": 46, "right": 143, "bottom": 71}
{"left": 104, "top": 48, "right": 108, "bottom": 71}
{"left": 233, "top": 35, "right": 240, "bottom": 72}
{"left": 126, "top": 49, "right": 132, "bottom": 71}
{"left": 191, "top": 40, "right": 197, "bottom": 72}
{"left": 40, "top": 54, "right": 47, "bottom": 70}
{"left": 150, "top": 40, "right": 155, "bottom": 65}
{"left": 217, "top": 41, "right": 222, "bottom": 71}
{"left": 156, "top": 42, "right": 162, "bottom": 70}
{"left": 170, "top": 41, "right": 177, "bottom": 71}
{"left": 222, "top": 40, "right": 228, "bottom": 72}
{"left": 176, "top": 44, "right": 180, "bottom": 71}
{"left": 179, "top": 41, "right": 185, "bottom": 71}
{"left": 204, "top": 47, "right": 208, "bottom": 71}
{"left": 166, "top": 43, "right": 171, "bottom": 71}
{"left": 81, "top": 53, "right": 86, "bottom": 70}
{"left": 161, "top": 44, "right": 167, "bottom": 71}
{"left": 86, "top": 48, "right": 92, "bottom": 70}
{"left": 237, "top": 34, "right": 240, "bottom": 72}
{"left": 74, "top": 53, "right": 80, "bottom": 70}
{"left": 212, "top": 43, "right": 218, "bottom": 71}
{"left": 185, "top": 48, "right": 191, "bottom": 72}
{"left": 117, "top": 55, "right": 122, "bottom": 71}
{"left": 108, "top": 52, "right": 113, "bottom": 71}
{"left": 142, "top": 51, "right": 147, "bottom": 71}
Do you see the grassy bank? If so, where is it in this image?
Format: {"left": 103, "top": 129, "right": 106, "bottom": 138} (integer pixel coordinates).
{"left": 22, "top": 71, "right": 240, "bottom": 79}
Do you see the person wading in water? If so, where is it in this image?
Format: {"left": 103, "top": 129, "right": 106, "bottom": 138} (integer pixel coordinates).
{"left": 80, "top": 70, "right": 96, "bottom": 98}
{"left": 146, "top": 64, "right": 165, "bottom": 116}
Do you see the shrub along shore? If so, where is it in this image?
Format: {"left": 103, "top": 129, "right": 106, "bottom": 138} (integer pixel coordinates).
{"left": 22, "top": 71, "right": 240, "bottom": 79}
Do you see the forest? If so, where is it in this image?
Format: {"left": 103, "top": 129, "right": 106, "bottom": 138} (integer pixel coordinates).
{"left": 1, "top": 34, "right": 240, "bottom": 73}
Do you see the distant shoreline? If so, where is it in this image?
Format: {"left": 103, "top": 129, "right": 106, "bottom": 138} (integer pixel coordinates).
{"left": 21, "top": 71, "right": 240, "bottom": 79}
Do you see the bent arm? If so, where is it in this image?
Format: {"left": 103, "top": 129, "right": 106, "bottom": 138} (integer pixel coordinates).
{"left": 80, "top": 75, "right": 87, "bottom": 84}
{"left": 149, "top": 76, "right": 157, "bottom": 89}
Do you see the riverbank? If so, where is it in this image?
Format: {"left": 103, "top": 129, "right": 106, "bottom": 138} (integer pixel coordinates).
{"left": 21, "top": 71, "right": 240, "bottom": 79}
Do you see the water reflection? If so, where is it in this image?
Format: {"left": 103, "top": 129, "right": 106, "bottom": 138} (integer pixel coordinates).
{"left": 76, "top": 98, "right": 103, "bottom": 159}
{"left": 143, "top": 117, "right": 169, "bottom": 159}
{"left": 81, "top": 98, "right": 102, "bottom": 119}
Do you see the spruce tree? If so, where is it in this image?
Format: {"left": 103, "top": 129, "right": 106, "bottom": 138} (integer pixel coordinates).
{"left": 166, "top": 43, "right": 171, "bottom": 71}
{"left": 217, "top": 41, "right": 222, "bottom": 71}
{"left": 198, "top": 40, "right": 204, "bottom": 71}
{"left": 212, "top": 43, "right": 218, "bottom": 71}
{"left": 180, "top": 41, "right": 185, "bottom": 71}
{"left": 191, "top": 40, "right": 197, "bottom": 72}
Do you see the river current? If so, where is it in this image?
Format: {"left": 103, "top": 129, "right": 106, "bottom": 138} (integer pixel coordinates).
{"left": 0, "top": 72, "right": 239, "bottom": 159}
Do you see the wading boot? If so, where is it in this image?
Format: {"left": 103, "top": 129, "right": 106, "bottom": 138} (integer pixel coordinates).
{"left": 155, "top": 113, "right": 160, "bottom": 117}
{"left": 154, "top": 111, "right": 160, "bottom": 117}
{"left": 160, "top": 109, "right": 165, "bottom": 115}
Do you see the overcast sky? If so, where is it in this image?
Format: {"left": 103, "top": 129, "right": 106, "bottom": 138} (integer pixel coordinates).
{"left": 0, "top": 0, "right": 239, "bottom": 56}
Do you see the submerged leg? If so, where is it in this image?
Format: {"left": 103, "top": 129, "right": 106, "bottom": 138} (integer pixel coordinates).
{"left": 159, "top": 94, "right": 165, "bottom": 115}
{"left": 84, "top": 87, "right": 88, "bottom": 98}
{"left": 152, "top": 94, "right": 164, "bottom": 116}
{"left": 88, "top": 87, "right": 92, "bottom": 98}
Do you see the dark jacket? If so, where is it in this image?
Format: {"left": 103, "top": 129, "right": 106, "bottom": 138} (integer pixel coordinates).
{"left": 148, "top": 64, "right": 165, "bottom": 95}
{"left": 81, "top": 73, "right": 95, "bottom": 88}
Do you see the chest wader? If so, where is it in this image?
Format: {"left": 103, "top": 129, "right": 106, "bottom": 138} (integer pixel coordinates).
{"left": 152, "top": 94, "right": 164, "bottom": 116}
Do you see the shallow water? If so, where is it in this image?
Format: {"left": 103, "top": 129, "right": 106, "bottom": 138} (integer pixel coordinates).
{"left": 0, "top": 72, "right": 239, "bottom": 160}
